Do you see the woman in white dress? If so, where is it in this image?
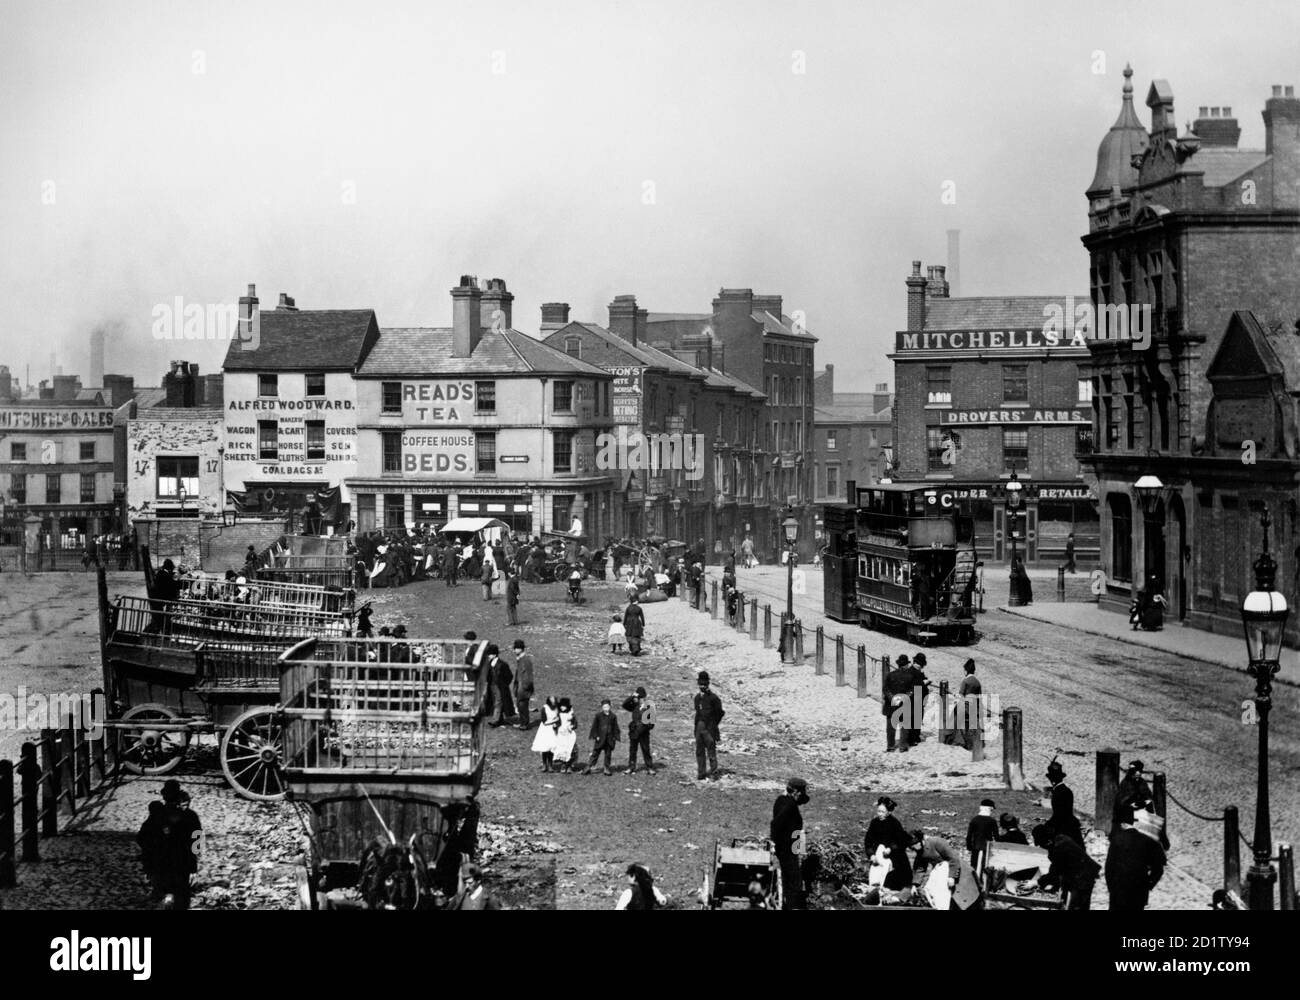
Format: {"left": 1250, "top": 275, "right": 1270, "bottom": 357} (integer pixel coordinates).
{"left": 531, "top": 696, "right": 561, "bottom": 772}
{"left": 552, "top": 697, "right": 578, "bottom": 773}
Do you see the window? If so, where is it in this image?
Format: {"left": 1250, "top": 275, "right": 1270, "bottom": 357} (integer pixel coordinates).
{"left": 553, "top": 430, "right": 573, "bottom": 472}
{"left": 1078, "top": 378, "right": 1093, "bottom": 404}
{"left": 826, "top": 429, "right": 838, "bottom": 451}
{"left": 258, "top": 420, "right": 278, "bottom": 460}
{"left": 382, "top": 432, "right": 402, "bottom": 473}
{"left": 553, "top": 495, "right": 573, "bottom": 532}
{"left": 258, "top": 373, "right": 278, "bottom": 397}
{"left": 926, "top": 367, "right": 952, "bottom": 405}
{"left": 306, "top": 373, "right": 326, "bottom": 397}
{"left": 826, "top": 464, "right": 840, "bottom": 498}
{"left": 10, "top": 442, "right": 26, "bottom": 462}
{"left": 564, "top": 338, "right": 581, "bottom": 359}
{"left": 306, "top": 421, "right": 325, "bottom": 460}
{"left": 384, "top": 494, "right": 407, "bottom": 529}
{"left": 1109, "top": 494, "right": 1132, "bottom": 583}
{"left": 1075, "top": 426, "right": 1094, "bottom": 456}
{"left": 1003, "top": 429, "right": 1029, "bottom": 471}
{"left": 869, "top": 429, "right": 878, "bottom": 447}
{"left": 475, "top": 381, "right": 496, "bottom": 414}
{"left": 476, "top": 431, "right": 496, "bottom": 473}
{"left": 553, "top": 380, "right": 573, "bottom": 413}
{"left": 80, "top": 441, "right": 95, "bottom": 462}
{"left": 927, "top": 427, "right": 947, "bottom": 471}
{"left": 10, "top": 474, "right": 25, "bottom": 504}
{"left": 1123, "top": 372, "right": 1136, "bottom": 449}
{"left": 381, "top": 382, "right": 402, "bottom": 414}
{"left": 45, "top": 473, "right": 60, "bottom": 504}
{"left": 80, "top": 473, "right": 96, "bottom": 503}
{"left": 156, "top": 456, "right": 198, "bottom": 498}
{"left": 356, "top": 494, "right": 376, "bottom": 533}
{"left": 1002, "top": 364, "right": 1029, "bottom": 403}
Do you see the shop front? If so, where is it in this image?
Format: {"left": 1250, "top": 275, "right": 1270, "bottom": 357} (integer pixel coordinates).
{"left": 926, "top": 482, "right": 1098, "bottom": 567}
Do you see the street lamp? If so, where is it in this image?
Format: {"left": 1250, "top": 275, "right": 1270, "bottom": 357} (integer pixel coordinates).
{"left": 1135, "top": 474, "right": 1164, "bottom": 593}
{"left": 1005, "top": 470, "right": 1023, "bottom": 606}
{"left": 1241, "top": 508, "right": 1289, "bottom": 910}
{"left": 780, "top": 506, "right": 800, "bottom": 664}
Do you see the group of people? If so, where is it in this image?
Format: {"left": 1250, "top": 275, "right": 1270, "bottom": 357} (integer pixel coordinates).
{"left": 529, "top": 687, "right": 659, "bottom": 775}
{"left": 880, "top": 654, "right": 986, "bottom": 752}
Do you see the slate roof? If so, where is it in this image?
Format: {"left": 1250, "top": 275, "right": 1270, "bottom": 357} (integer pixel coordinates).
{"left": 753, "top": 309, "right": 817, "bottom": 340}
{"left": 357, "top": 326, "right": 609, "bottom": 377}
{"left": 814, "top": 402, "right": 891, "bottom": 424}
{"left": 921, "top": 296, "right": 1088, "bottom": 330}
{"left": 1187, "top": 147, "right": 1269, "bottom": 187}
{"left": 222, "top": 309, "right": 380, "bottom": 371}
{"left": 132, "top": 407, "right": 223, "bottom": 421}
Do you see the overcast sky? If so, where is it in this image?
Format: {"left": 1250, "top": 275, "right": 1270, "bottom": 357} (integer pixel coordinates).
{"left": 3, "top": 0, "right": 1300, "bottom": 394}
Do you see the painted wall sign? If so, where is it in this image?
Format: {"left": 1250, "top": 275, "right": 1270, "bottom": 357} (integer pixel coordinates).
{"left": 895, "top": 329, "right": 1090, "bottom": 352}
{"left": 938, "top": 409, "right": 1088, "bottom": 425}
{"left": 606, "top": 366, "right": 645, "bottom": 425}
{"left": 0, "top": 409, "right": 114, "bottom": 429}
{"left": 401, "top": 431, "right": 474, "bottom": 474}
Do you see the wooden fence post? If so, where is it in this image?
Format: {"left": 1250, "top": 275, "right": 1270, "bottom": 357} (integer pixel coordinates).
{"left": 815, "top": 627, "right": 825, "bottom": 675}
{"left": 75, "top": 723, "right": 91, "bottom": 800}
{"left": 39, "top": 730, "right": 58, "bottom": 837}
{"left": 1096, "top": 748, "right": 1120, "bottom": 833}
{"left": 856, "top": 646, "right": 867, "bottom": 698}
{"left": 0, "top": 759, "right": 15, "bottom": 888}
{"left": 710, "top": 580, "right": 719, "bottom": 619}
{"left": 1279, "top": 844, "right": 1297, "bottom": 912}
{"left": 1224, "top": 806, "right": 1242, "bottom": 897}
{"left": 834, "top": 635, "right": 845, "bottom": 686}
{"left": 763, "top": 605, "right": 772, "bottom": 648}
{"left": 749, "top": 599, "right": 758, "bottom": 640}
{"left": 60, "top": 717, "right": 77, "bottom": 815}
{"left": 1002, "top": 707, "right": 1025, "bottom": 790}
{"left": 937, "top": 680, "right": 951, "bottom": 743}
{"left": 19, "top": 742, "right": 39, "bottom": 862}
{"left": 795, "top": 622, "right": 804, "bottom": 661}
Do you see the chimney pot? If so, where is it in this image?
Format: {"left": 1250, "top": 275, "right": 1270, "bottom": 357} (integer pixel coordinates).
{"left": 911, "top": 261, "right": 921, "bottom": 276}
{"left": 1224, "top": 107, "right": 1232, "bottom": 116}
{"left": 247, "top": 283, "right": 256, "bottom": 297}
{"left": 1199, "top": 106, "right": 1209, "bottom": 116}
{"left": 1274, "top": 85, "right": 1283, "bottom": 97}
{"left": 1288, "top": 86, "right": 1296, "bottom": 98}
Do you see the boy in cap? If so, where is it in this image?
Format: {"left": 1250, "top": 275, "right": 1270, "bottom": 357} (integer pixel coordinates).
{"left": 693, "top": 671, "right": 725, "bottom": 781}
{"left": 583, "top": 699, "right": 621, "bottom": 775}
{"left": 771, "top": 777, "right": 810, "bottom": 909}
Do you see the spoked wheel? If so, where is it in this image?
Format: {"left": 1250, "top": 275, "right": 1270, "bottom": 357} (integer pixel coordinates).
{"left": 220, "top": 707, "right": 286, "bottom": 801}
{"left": 119, "top": 703, "right": 191, "bottom": 775}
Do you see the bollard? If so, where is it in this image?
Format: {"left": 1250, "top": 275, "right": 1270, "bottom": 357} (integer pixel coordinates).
{"left": 1096, "top": 748, "right": 1120, "bottom": 833}
{"left": 1002, "top": 707, "right": 1025, "bottom": 790}
{"left": 763, "top": 605, "right": 772, "bottom": 648}
{"left": 0, "top": 759, "right": 14, "bottom": 888}
{"left": 834, "top": 636, "right": 845, "bottom": 686}
{"left": 815, "top": 627, "right": 825, "bottom": 675}
{"left": 878, "top": 649, "right": 889, "bottom": 698}
{"left": 856, "top": 646, "right": 868, "bottom": 698}
{"left": 1151, "top": 772, "right": 1170, "bottom": 847}
{"left": 60, "top": 718, "right": 76, "bottom": 814}
{"left": 39, "top": 730, "right": 58, "bottom": 837}
{"left": 1057, "top": 566, "right": 1066, "bottom": 602}
{"left": 19, "top": 742, "right": 39, "bottom": 862}
{"left": 1224, "top": 806, "right": 1242, "bottom": 897}
{"left": 794, "top": 621, "right": 804, "bottom": 661}
{"left": 938, "top": 680, "right": 951, "bottom": 744}
{"left": 75, "top": 726, "right": 91, "bottom": 800}
{"left": 710, "top": 580, "right": 719, "bottom": 619}
{"left": 1280, "top": 844, "right": 1297, "bottom": 911}
{"left": 749, "top": 598, "right": 758, "bottom": 640}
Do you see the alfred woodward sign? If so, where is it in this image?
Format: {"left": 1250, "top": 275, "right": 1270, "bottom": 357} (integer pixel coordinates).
{"left": 939, "top": 409, "right": 1088, "bottom": 425}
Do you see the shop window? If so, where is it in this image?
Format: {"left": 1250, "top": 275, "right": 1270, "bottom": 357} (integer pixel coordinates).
{"left": 384, "top": 494, "right": 407, "bottom": 529}
{"left": 553, "top": 495, "right": 573, "bottom": 532}
{"left": 306, "top": 421, "right": 325, "bottom": 460}
{"left": 356, "top": 494, "right": 376, "bottom": 533}
{"left": 1109, "top": 494, "right": 1132, "bottom": 583}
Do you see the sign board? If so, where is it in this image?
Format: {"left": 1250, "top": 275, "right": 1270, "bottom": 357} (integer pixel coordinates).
{"left": 396, "top": 381, "right": 476, "bottom": 423}
{"left": 499, "top": 455, "right": 530, "bottom": 464}
{"left": 0, "top": 408, "right": 114, "bottom": 430}
{"left": 401, "top": 431, "right": 474, "bottom": 474}
{"left": 606, "top": 366, "right": 645, "bottom": 425}
{"left": 895, "top": 329, "right": 1089, "bottom": 352}
{"left": 938, "top": 409, "right": 1088, "bottom": 425}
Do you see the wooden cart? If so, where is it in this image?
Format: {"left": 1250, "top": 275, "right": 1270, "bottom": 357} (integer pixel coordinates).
{"left": 701, "top": 838, "right": 783, "bottom": 909}
{"left": 179, "top": 571, "right": 356, "bottom": 614}
{"left": 276, "top": 636, "right": 485, "bottom": 909}
{"left": 979, "top": 841, "right": 1066, "bottom": 909}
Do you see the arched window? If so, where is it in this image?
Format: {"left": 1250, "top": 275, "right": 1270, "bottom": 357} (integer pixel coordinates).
{"left": 1108, "top": 493, "right": 1133, "bottom": 583}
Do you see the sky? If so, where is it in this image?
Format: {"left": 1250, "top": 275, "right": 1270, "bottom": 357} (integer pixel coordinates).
{"left": 3, "top": 0, "right": 1300, "bottom": 394}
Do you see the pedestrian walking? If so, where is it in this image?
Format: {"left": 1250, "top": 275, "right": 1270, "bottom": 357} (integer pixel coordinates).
{"left": 485, "top": 645, "right": 516, "bottom": 727}
{"left": 1065, "top": 532, "right": 1076, "bottom": 574}
{"left": 770, "top": 777, "right": 810, "bottom": 909}
{"left": 583, "top": 699, "right": 621, "bottom": 775}
{"left": 511, "top": 639, "right": 535, "bottom": 729}
{"left": 623, "top": 596, "right": 646, "bottom": 656}
{"left": 532, "top": 696, "right": 560, "bottom": 771}
{"left": 607, "top": 614, "right": 626, "bottom": 653}
{"left": 741, "top": 534, "right": 755, "bottom": 569}
{"left": 137, "top": 779, "right": 201, "bottom": 910}
{"left": 481, "top": 557, "right": 496, "bottom": 601}
{"left": 443, "top": 544, "right": 459, "bottom": 586}
{"left": 955, "top": 658, "right": 982, "bottom": 751}
{"left": 1031, "top": 823, "right": 1101, "bottom": 910}
{"left": 1106, "top": 813, "right": 1167, "bottom": 912}
{"left": 966, "top": 798, "right": 999, "bottom": 871}
{"left": 1043, "top": 757, "right": 1084, "bottom": 847}
{"left": 622, "top": 686, "right": 656, "bottom": 774}
{"left": 693, "top": 671, "right": 725, "bottom": 781}
{"left": 506, "top": 570, "right": 521, "bottom": 625}
{"left": 553, "top": 698, "right": 578, "bottom": 772}
{"left": 883, "top": 655, "right": 914, "bottom": 752}
{"left": 906, "top": 652, "right": 931, "bottom": 745}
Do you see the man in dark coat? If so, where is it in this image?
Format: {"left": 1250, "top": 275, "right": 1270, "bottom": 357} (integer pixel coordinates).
{"left": 1105, "top": 824, "right": 1166, "bottom": 911}
{"left": 443, "top": 545, "right": 459, "bottom": 587}
{"left": 906, "top": 652, "right": 931, "bottom": 746}
{"left": 1111, "top": 760, "right": 1155, "bottom": 838}
{"left": 954, "top": 658, "right": 983, "bottom": 750}
{"left": 511, "top": 639, "right": 534, "bottom": 730}
{"left": 485, "top": 645, "right": 515, "bottom": 727}
{"left": 138, "top": 779, "right": 201, "bottom": 909}
{"left": 623, "top": 596, "right": 646, "bottom": 656}
{"left": 1032, "top": 823, "right": 1101, "bottom": 910}
{"left": 505, "top": 571, "right": 521, "bottom": 626}
{"left": 883, "top": 655, "right": 915, "bottom": 752}
{"left": 583, "top": 699, "right": 621, "bottom": 775}
{"left": 966, "top": 798, "right": 999, "bottom": 870}
{"left": 1044, "top": 758, "right": 1084, "bottom": 847}
{"left": 693, "top": 671, "right": 725, "bottom": 780}
{"left": 622, "top": 686, "right": 656, "bottom": 774}
{"left": 771, "top": 777, "right": 810, "bottom": 910}
{"left": 148, "top": 558, "right": 181, "bottom": 633}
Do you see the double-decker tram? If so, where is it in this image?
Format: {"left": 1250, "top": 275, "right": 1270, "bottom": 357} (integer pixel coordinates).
{"left": 853, "top": 484, "right": 979, "bottom": 645}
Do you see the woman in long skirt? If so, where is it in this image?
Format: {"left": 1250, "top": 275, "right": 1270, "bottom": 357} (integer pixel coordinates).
{"left": 532, "top": 697, "right": 561, "bottom": 772}
{"left": 552, "top": 697, "right": 578, "bottom": 773}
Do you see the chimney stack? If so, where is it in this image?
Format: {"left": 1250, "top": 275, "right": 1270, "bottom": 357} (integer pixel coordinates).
{"left": 906, "top": 261, "right": 928, "bottom": 330}
{"left": 237, "top": 283, "right": 259, "bottom": 349}
{"left": 52, "top": 374, "right": 80, "bottom": 401}
{"left": 204, "top": 373, "right": 223, "bottom": 407}
{"left": 89, "top": 327, "right": 105, "bottom": 387}
{"left": 1264, "top": 84, "right": 1300, "bottom": 209}
{"left": 1192, "top": 105, "right": 1240, "bottom": 147}
{"left": 102, "top": 374, "right": 135, "bottom": 407}
{"left": 480, "top": 277, "right": 513, "bottom": 332}
{"left": 926, "top": 264, "right": 949, "bottom": 299}
{"left": 873, "top": 382, "right": 891, "bottom": 414}
{"left": 540, "top": 302, "right": 571, "bottom": 335}
{"left": 0, "top": 365, "right": 11, "bottom": 402}
{"left": 946, "top": 230, "right": 961, "bottom": 297}
{"left": 277, "top": 292, "right": 298, "bottom": 311}
{"left": 753, "top": 294, "right": 783, "bottom": 318}
{"left": 608, "top": 295, "right": 639, "bottom": 346}
{"left": 1146, "top": 79, "right": 1176, "bottom": 140}
{"left": 451, "top": 275, "right": 484, "bottom": 357}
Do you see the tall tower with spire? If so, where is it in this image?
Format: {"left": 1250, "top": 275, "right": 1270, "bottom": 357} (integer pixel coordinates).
{"left": 1085, "top": 65, "right": 1150, "bottom": 231}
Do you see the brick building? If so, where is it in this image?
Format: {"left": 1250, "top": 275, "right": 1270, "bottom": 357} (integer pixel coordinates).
{"left": 1081, "top": 69, "right": 1300, "bottom": 643}
{"left": 889, "top": 261, "right": 1097, "bottom": 566}
{"left": 812, "top": 366, "right": 893, "bottom": 501}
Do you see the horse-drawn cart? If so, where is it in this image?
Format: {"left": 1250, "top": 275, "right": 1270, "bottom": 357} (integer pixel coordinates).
{"left": 276, "top": 636, "right": 486, "bottom": 909}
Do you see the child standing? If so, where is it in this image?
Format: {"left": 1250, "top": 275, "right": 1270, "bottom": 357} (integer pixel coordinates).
{"left": 553, "top": 697, "right": 578, "bottom": 773}
{"left": 531, "top": 696, "right": 560, "bottom": 772}
{"left": 607, "top": 614, "right": 626, "bottom": 653}
{"left": 584, "top": 699, "right": 621, "bottom": 775}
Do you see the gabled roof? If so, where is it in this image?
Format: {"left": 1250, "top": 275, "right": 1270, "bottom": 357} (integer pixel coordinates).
{"left": 545, "top": 322, "right": 677, "bottom": 374}
{"left": 1187, "top": 147, "right": 1269, "bottom": 187}
{"left": 357, "top": 326, "right": 610, "bottom": 377}
{"left": 1208, "top": 310, "right": 1300, "bottom": 385}
{"left": 921, "top": 296, "right": 1087, "bottom": 330}
{"left": 223, "top": 309, "right": 380, "bottom": 371}
{"left": 753, "top": 309, "right": 817, "bottom": 341}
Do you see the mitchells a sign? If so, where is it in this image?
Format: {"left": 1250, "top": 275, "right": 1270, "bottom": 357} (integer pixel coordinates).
{"left": 894, "top": 329, "right": 1089, "bottom": 352}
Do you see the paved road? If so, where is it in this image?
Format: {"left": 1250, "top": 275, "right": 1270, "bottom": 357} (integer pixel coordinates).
{"left": 710, "top": 564, "right": 1300, "bottom": 892}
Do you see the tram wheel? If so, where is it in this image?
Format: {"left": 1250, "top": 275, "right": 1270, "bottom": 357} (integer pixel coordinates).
{"left": 220, "top": 707, "right": 287, "bottom": 801}
{"left": 119, "top": 703, "right": 191, "bottom": 775}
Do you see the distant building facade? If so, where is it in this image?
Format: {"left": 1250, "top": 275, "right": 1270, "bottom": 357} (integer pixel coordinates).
{"left": 812, "top": 367, "right": 893, "bottom": 503}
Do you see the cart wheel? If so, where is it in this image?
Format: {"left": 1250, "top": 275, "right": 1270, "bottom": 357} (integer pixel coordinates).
{"left": 220, "top": 707, "right": 286, "bottom": 801}
{"left": 295, "top": 861, "right": 316, "bottom": 910}
{"left": 119, "top": 703, "right": 191, "bottom": 775}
